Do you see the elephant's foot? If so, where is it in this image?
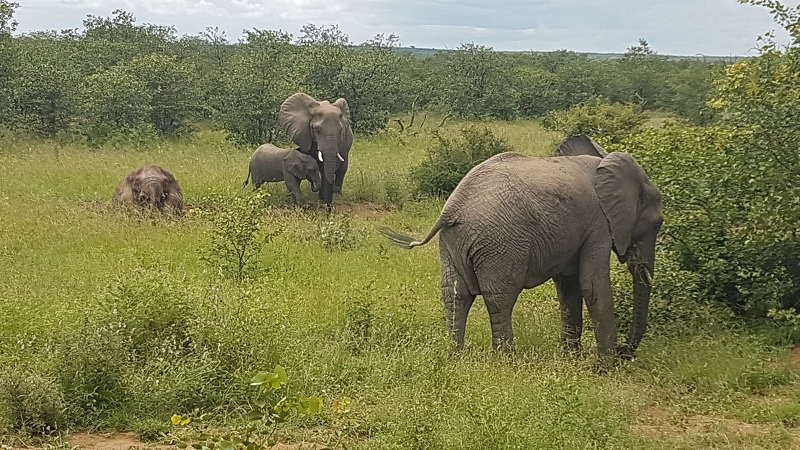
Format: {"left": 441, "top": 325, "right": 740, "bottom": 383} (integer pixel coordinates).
{"left": 615, "top": 342, "right": 637, "bottom": 360}
{"left": 560, "top": 339, "right": 584, "bottom": 357}
{"left": 593, "top": 354, "right": 623, "bottom": 374}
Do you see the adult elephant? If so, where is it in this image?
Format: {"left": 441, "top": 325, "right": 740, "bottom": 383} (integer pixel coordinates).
{"left": 379, "top": 135, "right": 663, "bottom": 361}
{"left": 279, "top": 93, "right": 353, "bottom": 205}
{"left": 113, "top": 164, "right": 184, "bottom": 212}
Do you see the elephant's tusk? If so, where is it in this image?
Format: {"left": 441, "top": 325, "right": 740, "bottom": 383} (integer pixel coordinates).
{"left": 317, "top": 151, "right": 323, "bottom": 162}
{"left": 337, "top": 153, "right": 344, "bottom": 162}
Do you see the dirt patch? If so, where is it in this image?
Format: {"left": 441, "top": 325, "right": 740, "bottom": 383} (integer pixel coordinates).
{"left": 332, "top": 201, "right": 392, "bottom": 219}
{"left": 61, "top": 433, "right": 320, "bottom": 450}
{"left": 787, "top": 346, "right": 800, "bottom": 371}
{"left": 67, "top": 432, "right": 169, "bottom": 450}
{"left": 631, "top": 411, "right": 800, "bottom": 444}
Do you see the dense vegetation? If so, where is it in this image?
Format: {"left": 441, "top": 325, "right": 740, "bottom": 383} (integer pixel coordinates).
{"left": 0, "top": 6, "right": 725, "bottom": 147}
{"left": 1, "top": 1, "right": 800, "bottom": 449}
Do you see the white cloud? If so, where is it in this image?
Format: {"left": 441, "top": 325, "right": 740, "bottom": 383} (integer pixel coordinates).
{"left": 13, "top": 0, "right": 792, "bottom": 55}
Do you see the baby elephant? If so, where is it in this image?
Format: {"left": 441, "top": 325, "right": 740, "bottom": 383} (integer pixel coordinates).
{"left": 243, "top": 144, "right": 322, "bottom": 202}
{"left": 113, "top": 164, "right": 184, "bottom": 212}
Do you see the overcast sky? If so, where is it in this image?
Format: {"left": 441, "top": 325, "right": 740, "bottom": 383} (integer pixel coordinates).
{"left": 13, "top": 0, "right": 792, "bottom": 56}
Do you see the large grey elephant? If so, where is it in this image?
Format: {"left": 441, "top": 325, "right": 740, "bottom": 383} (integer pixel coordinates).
{"left": 279, "top": 93, "right": 353, "bottom": 205}
{"left": 243, "top": 143, "right": 322, "bottom": 203}
{"left": 113, "top": 164, "right": 184, "bottom": 212}
{"left": 380, "top": 135, "right": 663, "bottom": 360}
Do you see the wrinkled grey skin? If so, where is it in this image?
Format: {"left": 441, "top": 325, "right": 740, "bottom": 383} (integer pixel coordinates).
{"left": 243, "top": 143, "right": 322, "bottom": 203}
{"left": 380, "top": 135, "right": 663, "bottom": 361}
{"left": 113, "top": 164, "right": 184, "bottom": 212}
{"left": 279, "top": 93, "right": 353, "bottom": 205}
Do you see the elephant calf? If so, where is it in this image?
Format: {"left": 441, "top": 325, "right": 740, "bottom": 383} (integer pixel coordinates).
{"left": 243, "top": 143, "right": 322, "bottom": 203}
{"left": 113, "top": 164, "right": 184, "bottom": 212}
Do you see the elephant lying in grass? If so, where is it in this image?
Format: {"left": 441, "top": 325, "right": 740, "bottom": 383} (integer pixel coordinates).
{"left": 243, "top": 143, "right": 322, "bottom": 203}
{"left": 380, "top": 135, "right": 663, "bottom": 362}
{"left": 113, "top": 164, "right": 184, "bottom": 212}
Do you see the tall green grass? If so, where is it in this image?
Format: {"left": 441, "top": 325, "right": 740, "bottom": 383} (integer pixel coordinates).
{"left": 0, "top": 120, "right": 798, "bottom": 449}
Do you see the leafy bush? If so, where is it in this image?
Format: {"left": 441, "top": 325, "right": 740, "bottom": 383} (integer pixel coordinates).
{"left": 410, "top": 125, "right": 513, "bottom": 197}
{"left": 612, "top": 249, "right": 733, "bottom": 335}
{"left": 195, "top": 190, "right": 278, "bottom": 280}
{"left": 56, "top": 319, "right": 128, "bottom": 423}
{"left": 0, "top": 369, "right": 63, "bottom": 434}
{"left": 317, "top": 215, "right": 368, "bottom": 251}
{"left": 621, "top": 122, "right": 799, "bottom": 318}
{"left": 542, "top": 99, "right": 649, "bottom": 143}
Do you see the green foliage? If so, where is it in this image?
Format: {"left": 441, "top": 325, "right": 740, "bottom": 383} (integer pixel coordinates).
{"left": 410, "top": 125, "right": 514, "bottom": 196}
{"left": 195, "top": 190, "right": 277, "bottom": 280}
{"left": 123, "top": 54, "right": 201, "bottom": 136}
{"left": 56, "top": 317, "right": 129, "bottom": 422}
{"left": 216, "top": 29, "right": 298, "bottom": 146}
{"left": 0, "top": 369, "right": 63, "bottom": 434}
{"left": 80, "top": 65, "right": 156, "bottom": 144}
{"left": 542, "top": 99, "right": 649, "bottom": 143}
{"left": 298, "top": 27, "right": 413, "bottom": 134}
{"left": 170, "top": 366, "right": 322, "bottom": 449}
{"left": 316, "top": 215, "right": 368, "bottom": 251}
{"left": 344, "top": 297, "right": 375, "bottom": 353}
{"left": 611, "top": 7, "right": 800, "bottom": 319}
{"left": 440, "top": 43, "right": 519, "bottom": 120}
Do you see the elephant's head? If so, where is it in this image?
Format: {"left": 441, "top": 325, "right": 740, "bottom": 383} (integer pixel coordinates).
{"left": 559, "top": 135, "right": 664, "bottom": 356}
{"left": 135, "top": 177, "right": 168, "bottom": 208}
{"left": 279, "top": 93, "right": 353, "bottom": 188}
{"left": 285, "top": 150, "right": 322, "bottom": 193}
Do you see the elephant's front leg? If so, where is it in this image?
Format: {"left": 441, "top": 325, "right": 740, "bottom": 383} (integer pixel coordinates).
{"left": 483, "top": 292, "right": 519, "bottom": 351}
{"left": 283, "top": 176, "right": 302, "bottom": 204}
{"left": 554, "top": 274, "right": 584, "bottom": 354}
{"left": 333, "top": 158, "right": 348, "bottom": 194}
{"left": 579, "top": 250, "right": 618, "bottom": 357}
{"left": 441, "top": 256, "right": 475, "bottom": 350}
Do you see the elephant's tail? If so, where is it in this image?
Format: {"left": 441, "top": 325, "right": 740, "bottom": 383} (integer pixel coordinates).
{"left": 378, "top": 220, "right": 445, "bottom": 250}
{"left": 242, "top": 167, "right": 251, "bottom": 188}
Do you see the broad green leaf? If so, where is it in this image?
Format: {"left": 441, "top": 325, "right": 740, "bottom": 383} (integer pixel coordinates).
{"left": 250, "top": 372, "right": 270, "bottom": 385}
{"left": 274, "top": 364, "right": 288, "bottom": 383}
{"left": 245, "top": 409, "right": 264, "bottom": 421}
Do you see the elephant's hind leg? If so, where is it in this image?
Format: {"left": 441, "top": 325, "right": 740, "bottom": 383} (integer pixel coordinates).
{"left": 554, "top": 274, "right": 584, "bottom": 354}
{"left": 482, "top": 291, "right": 521, "bottom": 351}
{"left": 441, "top": 255, "right": 475, "bottom": 351}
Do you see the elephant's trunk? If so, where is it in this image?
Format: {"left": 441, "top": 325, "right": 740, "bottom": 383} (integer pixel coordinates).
{"left": 624, "top": 236, "right": 656, "bottom": 355}
{"left": 323, "top": 156, "right": 337, "bottom": 186}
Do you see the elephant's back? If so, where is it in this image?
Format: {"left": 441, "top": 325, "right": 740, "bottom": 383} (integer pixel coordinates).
{"left": 442, "top": 152, "right": 598, "bottom": 219}
{"left": 253, "top": 143, "right": 290, "bottom": 158}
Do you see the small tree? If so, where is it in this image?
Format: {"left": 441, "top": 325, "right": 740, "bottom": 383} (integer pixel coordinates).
{"left": 197, "top": 190, "right": 276, "bottom": 281}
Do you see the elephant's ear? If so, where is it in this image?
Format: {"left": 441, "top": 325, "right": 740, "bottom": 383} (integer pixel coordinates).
{"left": 283, "top": 153, "right": 305, "bottom": 180}
{"left": 333, "top": 98, "right": 350, "bottom": 120}
{"left": 594, "top": 152, "right": 646, "bottom": 259}
{"left": 280, "top": 93, "right": 318, "bottom": 153}
{"left": 557, "top": 135, "right": 608, "bottom": 158}
{"left": 334, "top": 98, "right": 353, "bottom": 154}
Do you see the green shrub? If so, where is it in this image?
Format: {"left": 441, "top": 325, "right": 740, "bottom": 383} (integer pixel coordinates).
{"left": 317, "top": 215, "right": 367, "bottom": 251}
{"left": 0, "top": 369, "right": 63, "bottom": 434}
{"left": 195, "top": 189, "right": 279, "bottom": 280}
{"left": 620, "top": 122, "right": 800, "bottom": 318}
{"left": 410, "top": 125, "right": 513, "bottom": 197}
{"left": 542, "top": 99, "right": 649, "bottom": 143}
{"left": 56, "top": 319, "right": 128, "bottom": 423}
